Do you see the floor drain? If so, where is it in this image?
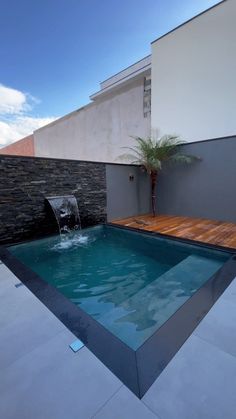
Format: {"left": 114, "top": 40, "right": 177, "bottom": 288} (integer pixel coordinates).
{"left": 69, "top": 339, "right": 84, "bottom": 353}
{"left": 15, "top": 283, "right": 24, "bottom": 288}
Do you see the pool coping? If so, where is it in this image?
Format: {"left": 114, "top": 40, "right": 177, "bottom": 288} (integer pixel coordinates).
{"left": 1, "top": 223, "right": 236, "bottom": 398}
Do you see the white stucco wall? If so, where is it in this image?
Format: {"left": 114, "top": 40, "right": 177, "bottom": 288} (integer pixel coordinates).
{"left": 151, "top": 0, "right": 236, "bottom": 142}
{"left": 34, "top": 77, "right": 150, "bottom": 162}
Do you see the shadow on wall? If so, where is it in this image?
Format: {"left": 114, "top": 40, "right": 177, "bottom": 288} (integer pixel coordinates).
{"left": 106, "top": 164, "right": 151, "bottom": 221}
{"left": 157, "top": 136, "right": 236, "bottom": 223}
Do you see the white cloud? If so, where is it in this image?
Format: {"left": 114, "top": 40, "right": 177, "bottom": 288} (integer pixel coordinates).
{"left": 0, "top": 83, "right": 57, "bottom": 147}
{"left": 0, "top": 84, "right": 28, "bottom": 114}
{"left": 0, "top": 116, "right": 56, "bottom": 147}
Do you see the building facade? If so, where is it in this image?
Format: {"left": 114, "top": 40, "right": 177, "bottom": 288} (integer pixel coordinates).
{"left": 27, "top": 56, "right": 150, "bottom": 162}
{"left": 1, "top": 0, "right": 234, "bottom": 159}
{"left": 151, "top": 0, "right": 235, "bottom": 142}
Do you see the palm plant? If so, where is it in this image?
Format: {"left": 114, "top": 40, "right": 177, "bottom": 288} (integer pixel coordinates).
{"left": 123, "top": 135, "right": 199, "bottom": 216}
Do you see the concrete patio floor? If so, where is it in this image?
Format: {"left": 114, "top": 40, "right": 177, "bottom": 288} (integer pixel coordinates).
{"left": 1, "top": 261, "right": 236, "bottom": 419}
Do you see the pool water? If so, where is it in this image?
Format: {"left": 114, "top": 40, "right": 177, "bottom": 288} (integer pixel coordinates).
{"left": 9, "top": 225, "right": 230, "bottom": 350}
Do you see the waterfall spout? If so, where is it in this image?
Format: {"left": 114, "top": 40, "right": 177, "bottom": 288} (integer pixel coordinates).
{"left": 45, "top": 195, "right": 81, "bottom": 234}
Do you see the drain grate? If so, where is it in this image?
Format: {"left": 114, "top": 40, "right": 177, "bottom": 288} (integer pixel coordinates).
{"left": 69, "top": 339, "right": 84, "bottom": 353}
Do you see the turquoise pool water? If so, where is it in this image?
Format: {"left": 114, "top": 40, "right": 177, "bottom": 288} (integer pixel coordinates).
{"left": 9, "top": 225, "right": 230, "bottom": 350}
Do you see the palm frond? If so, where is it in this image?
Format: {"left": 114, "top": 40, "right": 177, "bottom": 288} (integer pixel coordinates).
{"left": 119, "top": 134, "right": 199, "bottom": 173}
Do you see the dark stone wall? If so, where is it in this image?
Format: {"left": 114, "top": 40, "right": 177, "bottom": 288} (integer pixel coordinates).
{"left": 0, "top": 155, "right": 106, "bottom": 244}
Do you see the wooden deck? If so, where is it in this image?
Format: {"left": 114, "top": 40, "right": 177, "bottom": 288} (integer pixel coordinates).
{"left": 111, "top": 214, "right": 236, "bottom": 250}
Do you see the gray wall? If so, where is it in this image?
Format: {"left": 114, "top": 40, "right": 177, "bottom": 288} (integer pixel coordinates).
{"left": 106, "top": 164, "right": 151, "bottom": 221}
{"left": 0, "top": 155, "right": 106, "bottom": 244}
{"left": 157, "top": 136, "right": 236, "bottom": 223}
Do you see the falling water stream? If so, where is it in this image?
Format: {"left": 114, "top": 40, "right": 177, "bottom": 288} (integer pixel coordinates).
{"left": 46, "top": 195, "right": 81, "bottom": 235}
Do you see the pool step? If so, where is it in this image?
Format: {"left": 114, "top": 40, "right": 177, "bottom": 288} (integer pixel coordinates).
{"left": 74, "top": 261, "right": 171, "bottom": 320}
{"left": 98, "top": 254, "right": 223, "bottom": 350}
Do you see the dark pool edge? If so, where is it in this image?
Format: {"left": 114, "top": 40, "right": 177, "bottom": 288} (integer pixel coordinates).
{"left": 1, "top": 224, "right": 236, "bottom": 398}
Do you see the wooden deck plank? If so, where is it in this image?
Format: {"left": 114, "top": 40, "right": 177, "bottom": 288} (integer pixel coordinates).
{"left": 111, "top": 214, "right": 236, "bottom": 250}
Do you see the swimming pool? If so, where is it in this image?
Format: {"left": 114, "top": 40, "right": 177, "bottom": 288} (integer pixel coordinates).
{"left": 3, "top": 224, "right": 236, "bottom": 397}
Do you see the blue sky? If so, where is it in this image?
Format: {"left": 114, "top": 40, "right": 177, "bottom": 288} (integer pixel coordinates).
{"left": 0, "top": 0, "right": 220, "bottom": 146}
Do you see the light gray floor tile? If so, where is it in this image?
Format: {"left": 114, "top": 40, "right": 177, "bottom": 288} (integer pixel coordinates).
{"left": 221, "top": 277, "right": 236, "bottom": 305}
{"left": 0, "top": 284, "right": 65, "bottom": 368}
{"left": 0, "top": 263, "right": 20, "bottom": 289}
{"left": 194, "top": 297, "right": 236, "bottom": 357}
{"left": 94, "top": 385, "right": 159, "bottom": 419}
{"left": 0, "top": 329, "right": 122, "bottom": 419}
{"left": 0, "top": 279, "right": 61, "bottom": 327}
{"left": 143, "top": 334, "right": 236, "bottom": 419}
{"left": 0, "top": 281, "right": 37, "bottom": 325}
